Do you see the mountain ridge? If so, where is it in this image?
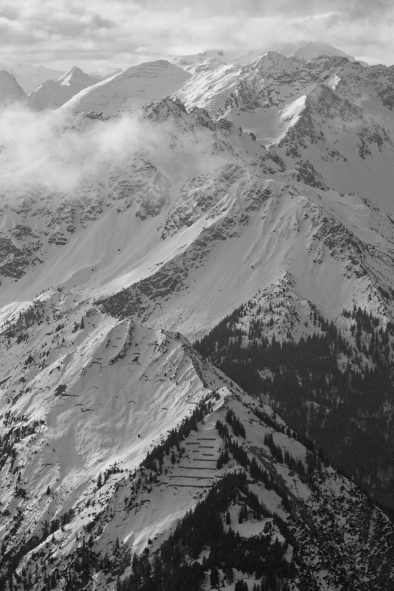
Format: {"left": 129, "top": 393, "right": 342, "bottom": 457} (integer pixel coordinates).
{"left": 1, "top": 45, "right": 394, "bottom": 590}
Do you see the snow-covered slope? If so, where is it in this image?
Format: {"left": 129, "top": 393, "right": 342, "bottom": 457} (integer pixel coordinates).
{"left": 1, "top": 307, "right": 394, "bottom": 589}
{"left": 61, "top": 61, "right": 191, "bottom": 116}
{"left": 0, "top": 70, "right": 28, "bottom": 106}
{"left": 177, "top": 58, "right": 241, "bottom": 115}
{"left": 29, "top": 67, "right": 100, "bottom": 110}
{"left": 0, "top": 290, "right": 239, "bottom": 586}
{"left": 178, "top": 51, "right": 309, "bottom": 119}
{"left": 1, "top": 96, "right": 394, "bottom": 335}
{"left": 170, "top": 50, "right": 228, "bottom": 73}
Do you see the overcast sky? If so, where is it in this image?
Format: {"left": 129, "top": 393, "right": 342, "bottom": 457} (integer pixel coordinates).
{"left": 0, "top": 0, "right": 392, "bottom": 72}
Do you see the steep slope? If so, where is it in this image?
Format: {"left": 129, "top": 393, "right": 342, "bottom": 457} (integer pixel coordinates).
{"left": 0, "top": 71, "right": 28, "bottom": 106}
{"left": 60, "top": 61, "right": 191, "bottom": 116}
{"left": 209, "top": 55, "right": 394, "bottom": 214}
{"left": 1, "top": 96, "right": 394, "bottom": 332}
{"left": 179, "top": 51, "right": 309, "bottom": 119}
{"left": 177, "top": 58, "right": 241, "bottom": 116}
{"left": 0, "top": 288, "right": 240, "bottom": 587}
{"left": 1, "top": 96, "right": 394, "bottom": 515}
{"left": 29, "top": 67, "right": 100, "bottom": 110}
{"left": 194, "top": 289, "right": 394, "bottom": 509}
{"left": 1, "top": 320, "right": 394, "bottom": 590}
{"left": 272, "top": 75, "right": 394, "bottom": 213}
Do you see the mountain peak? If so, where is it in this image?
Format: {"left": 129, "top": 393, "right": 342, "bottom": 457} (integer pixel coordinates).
{"left": 57, "top": 66, "right": 96, "bottom": 87}
{"left": 61, "top": 59, "right": 191, "bottom": 115}
{"left": 293, "top": 42, "right": 355, "bottom": 62}
{"left": 0, "top": 69, "right": 28, "bottom": 105}
{"left": 29, "top": 66, "right": 99, "bottom": 109}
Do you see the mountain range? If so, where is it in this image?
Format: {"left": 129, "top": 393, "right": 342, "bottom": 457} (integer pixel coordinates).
{"left": 0, "top": 63, "right": 65, "bottom": 95}
{"left": 28, "top": 67, "right": 101, "bottom": 111}
{"left": 1, "top": 42, "right": 394, "bottom": 590}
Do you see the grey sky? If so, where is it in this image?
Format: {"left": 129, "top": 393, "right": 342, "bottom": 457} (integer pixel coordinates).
{"left": 0, "top": 0, "right": 392, "bottom": 70}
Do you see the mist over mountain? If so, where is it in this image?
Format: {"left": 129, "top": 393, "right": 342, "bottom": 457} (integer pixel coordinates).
{"left": 1, "top": 40, "right": 394, "bottom": 591}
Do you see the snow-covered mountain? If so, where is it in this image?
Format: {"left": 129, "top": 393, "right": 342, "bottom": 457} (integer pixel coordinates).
{"left": 293, "top": 42, "right": 356, "bottom": 62}
{"left": 2, "top": 89, "right": 394, "bottom": 495}
{"left": 1, "top": 44, "right": 394, "bottom": 590}
{"left": 1, "top": 291, "right": 394, "bottom": 589}
{"left": 0, "top": 63, "right": 64, "bottom": 94}
{"left": 29, "top": 67, "right": 102, "bottom": 110}
{"left": 0, "top": 70, "right": 28, "bottom": 106}
{"left": 60, "top": 61, "right": 191, "bottom": 116}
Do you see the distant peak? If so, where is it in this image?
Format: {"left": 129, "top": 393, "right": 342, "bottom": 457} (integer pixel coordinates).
{"left": 0, "top": 70, "right": 27, "bottom": 103}
{"left": 293, "top": 42, "right": 355, "bottom": 62}
{"left": 60, "top": 66, "right": 85, "bottom": 79}
{"left": 0, "top": 69, "right": 16, "bottom": 80}
{"left": 57, "top": 66, "right": 96, "bottom": 87}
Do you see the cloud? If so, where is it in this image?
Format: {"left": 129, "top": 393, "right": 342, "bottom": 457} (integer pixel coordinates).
{"left": 0, "top": 105, "right": 140, "bottom": 195}
{"left": 0, "top": 100, "right": 224, "bottom": 201}
{"left": 0, "top": 0, "right": 392, "bottom": 70}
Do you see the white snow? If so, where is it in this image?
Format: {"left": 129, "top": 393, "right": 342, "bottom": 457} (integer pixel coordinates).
{"left": 280, "top": 95, "right": 307, "bottom": 124}
{"left": 327, "top": 74, "right": 341, "bottom": 89}
{"left": 61, "top": 60, "right": 191, "bottom": 116}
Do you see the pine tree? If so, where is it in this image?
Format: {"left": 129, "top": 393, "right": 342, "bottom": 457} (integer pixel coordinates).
{"left": 210, "top": 566, "right": 220, "bottom": 587}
